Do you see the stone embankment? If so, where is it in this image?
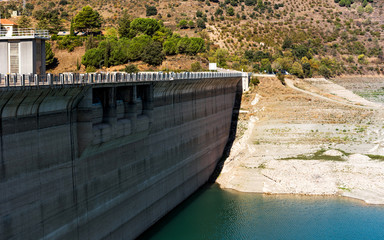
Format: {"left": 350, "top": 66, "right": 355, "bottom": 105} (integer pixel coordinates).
{"left": 217, "top": 76, "right": 384, "bottom": 205}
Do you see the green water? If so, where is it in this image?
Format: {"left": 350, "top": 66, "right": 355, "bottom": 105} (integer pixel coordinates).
{"left": 139, "top": 184, "right": 384, "bottom": 240}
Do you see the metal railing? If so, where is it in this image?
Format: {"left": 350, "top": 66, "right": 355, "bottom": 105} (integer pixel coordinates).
{"left": 0, "top": 72, "right": 243, "bottom": 88}
{"left": 0, "top": 28, "right": 50, "bottom": 38}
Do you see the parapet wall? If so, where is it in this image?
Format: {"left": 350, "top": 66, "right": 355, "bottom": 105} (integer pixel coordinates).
{"left": 0, "top": 75, "right": 241, "bottom": 239}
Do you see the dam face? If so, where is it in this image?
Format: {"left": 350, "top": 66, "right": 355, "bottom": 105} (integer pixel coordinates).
{"left": 0, "top": 73, "right": 242, "bottom": 239}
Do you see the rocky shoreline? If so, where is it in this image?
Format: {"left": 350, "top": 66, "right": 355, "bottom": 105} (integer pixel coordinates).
{"left": 217, "top": 76, "right": 384, "bottom": 205}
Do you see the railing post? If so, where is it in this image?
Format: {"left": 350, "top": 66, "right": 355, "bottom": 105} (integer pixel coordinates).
{"left": 5, "top": 74, "right": 9, "bottom": 87}
{"left": 11, "top": 74, "right": 15, "bottom": 86}
{"left": 47, "top": 74, "right": 52, "bottom": 86}
{"left": 34, "top": 74, "right": 39, "bottom": 86}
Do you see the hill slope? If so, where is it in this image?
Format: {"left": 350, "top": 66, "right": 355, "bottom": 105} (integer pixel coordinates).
{"left": 1, "top": 0, "right": 383, "bottom": 75}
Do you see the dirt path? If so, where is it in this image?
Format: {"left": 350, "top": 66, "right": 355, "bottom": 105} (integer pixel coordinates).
{"left": 285, "top": 78, "right": 382, "bottom": 109}
{"left": 217, "top": 77, "right": 384, "bottom": 205}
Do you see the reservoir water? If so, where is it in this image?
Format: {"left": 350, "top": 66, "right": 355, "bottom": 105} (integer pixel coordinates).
{"left": 139, "top": 184, "right": 384, "bottom": 240}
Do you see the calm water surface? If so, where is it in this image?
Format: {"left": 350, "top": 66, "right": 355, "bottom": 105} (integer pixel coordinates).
{"left": 140, "top": 184, "right": 384, "bottom": 240}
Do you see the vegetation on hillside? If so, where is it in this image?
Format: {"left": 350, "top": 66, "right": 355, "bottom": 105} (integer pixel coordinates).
{"left": 81, "top": 13, "right": 206, "bottom": 69}
{"left": 1, "top": 0, "right": 383, "bottom": 76}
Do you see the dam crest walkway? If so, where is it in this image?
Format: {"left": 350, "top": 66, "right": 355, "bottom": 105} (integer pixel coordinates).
{"left": 0, "top": 71, "right": 243, "bottom": 89}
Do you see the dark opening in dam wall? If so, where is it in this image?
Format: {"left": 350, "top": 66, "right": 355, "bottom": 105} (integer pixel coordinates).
{"left": 0, "top": 74, "right": 242, "bottom": 239}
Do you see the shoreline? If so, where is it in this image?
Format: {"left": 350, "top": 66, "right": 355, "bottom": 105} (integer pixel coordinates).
{"left": 220, "top": 185, "right": 384, "bottom": 207}
{"left": 217, "top": 76, "right": 384, "bottom": 205}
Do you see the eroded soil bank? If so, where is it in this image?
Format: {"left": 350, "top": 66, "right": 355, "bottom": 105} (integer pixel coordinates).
{"left": 217, "top": 76, "right": 384, "bottom": 204}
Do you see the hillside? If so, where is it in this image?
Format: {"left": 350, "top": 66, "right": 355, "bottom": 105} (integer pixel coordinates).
{"left": 1, "top": 0, "right": 383, "bottom": 75}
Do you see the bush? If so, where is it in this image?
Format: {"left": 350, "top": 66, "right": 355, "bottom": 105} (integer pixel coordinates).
{"left": 163, "top": 37, "right": 180, "bottom": 55}
{"left": 85, "top": 35, "right": 98, "bottom": 50}
{"left": 250, "top": 76, "right": 260, "bottom": 86}
{"left": 59, "top": 0, "right": 68, "bottom": 5}
{"left": 319, "top": 65, "right": 332, "bottom": 78}
{"left": 82, "top": 48, "right": 103, "bottom": 68}
{"left": 290, "top": 62, "right": 304, "bottom": 78}
{"left": 127, "top": 35, "right": 153, "bottom": 60}
{"left": 86, "top": 66, "right": 96, "bottom": 73}
{"left": 124, "top": 64, "right": 139, "bottom": 73}
{"left": 276, "top": 72, "right": 285, "bottom": 85}
{"left": 142, "top": 41, "right": 165, "bottom": 66}
{"left": 118, "top": 13, "right": 133, "bottom": 38}
{"left": 146, "top": 5, "right": 157, "bottom": 16}
{"left": 197, "top": 19, "right": 206, "bottom": 29}
{"left": 227, "top": 7, "right": 235, "bottom": 16}
{"left": 57, "top": 36, "right": 83, "bottom": 52}
{"left": 130, "top": 18, "right": 160, "bottom": 36}
{"left": 191, "top": 62, "right": 202, "bottom": 71}
{"left": 177, "top": 20, "right": 188, "bottom": 29}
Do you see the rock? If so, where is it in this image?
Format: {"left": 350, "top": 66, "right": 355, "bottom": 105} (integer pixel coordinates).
{"left": 323, "top": 149, "right": 344, "bottom": 156}
{"left": 348, "top": 154, "right": 371, "bottom": 162}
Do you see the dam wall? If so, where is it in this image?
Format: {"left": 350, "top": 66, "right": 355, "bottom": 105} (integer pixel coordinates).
{"left": 0, "top": 73, "right": 242, "bottom": 239}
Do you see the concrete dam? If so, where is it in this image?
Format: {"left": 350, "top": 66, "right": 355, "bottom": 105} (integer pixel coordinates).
{"left": 0, "top": 72, "right": 243, "bottom": 239}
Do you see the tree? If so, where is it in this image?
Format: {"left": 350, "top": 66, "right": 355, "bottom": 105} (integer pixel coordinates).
{"left": 146, "top": 5, "right": 157, "bottom": 16}
{"left": 45, "top": 42, "right": 57, "bottom": 69}
{"left": 105, "top": 27, "right": 118, "bottom": 40}
{"left": 260, "top": 58, "right": 272, "bottom": 73}
{"left": 35, "top": 11, "right": 63, "bottom": 34}
{"left": 82, "top": 48, "right": 103, "bottom": 68}
{"left": 177, "top": 37, "right": 191, "bottom": 54}
{"left": 163, "top": 37, "right": 180, "bottom": 55}
{"left": 17, "top": 16, "right": 31, "bottom": 28}
{"left": 118, "top": 13, "right": 132, "bottom": 38}
{"left": 85, "top": 35, "right": 98, "bottom": 50}
{"left": 319, "top": 65, "right": 332, "bottom": 78}
{"left": 70, "top": 18, "right": 75, "bottom": 36}
{"left": 130, "top": 18, "right": 160, "bottom": 36}
{"left": 290, "top": 62, "right": 304, "bottom": 78}
{"left": 214, "top": 48, "right": 229, "bottom": 67}
{"left": 73, "top": 6, "right": 102, "bottom": 33}
{"left": 302, "top": 62, "right": 312, "bottom": 78}
{"left": 127, "top": 35, "right": 153, "bottom": 60}
{"left": 186, "top": 38, "right": 205, "bottom": 55}
{"left": 142, "top": 41, "right": 165, "bottom": 66}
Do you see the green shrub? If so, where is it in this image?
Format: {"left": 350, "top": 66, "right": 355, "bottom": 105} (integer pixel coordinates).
{"left": 86, "top": 66, "right": 96, "bottom": 73}
{"left": 142, "top": 41, "right": 165, "bottom": 66}
{"left": 250, "top": 76, "right": 260, "bottom": 86}
{"left": 191, "top": 62, "right": 202, "bottom": 71}
{"left": 276, "top": 72, "right": 285, "bottom": 85}
{"left": 124, "top": 64, "right": 139, "bottom": 73}
{"left": 146, "top": 5, "right": 157, "bottom": 16}
{"left": 130, "top": 18, "right": 160, "bottom": 36}
{"left": 319, "top": 65, "right": 332, "bottom": 78}
{"left": 57, "top": 36, "right": 83, "bottom": 52}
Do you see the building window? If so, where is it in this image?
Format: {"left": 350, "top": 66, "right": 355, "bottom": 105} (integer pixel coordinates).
{"left": 9, "top": 42, "right": 19, "bottom": 73}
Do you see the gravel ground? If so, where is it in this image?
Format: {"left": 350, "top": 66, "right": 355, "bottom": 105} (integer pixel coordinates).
{"left": 217, "top": 76, "right": 384, "bottom": 205}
